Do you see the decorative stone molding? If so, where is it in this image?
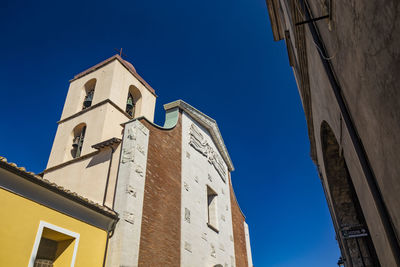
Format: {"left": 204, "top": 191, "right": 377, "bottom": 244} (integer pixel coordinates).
{"left": 208, "top": 173, "right": 213, "bottom": 182}
{"left": 164, "top": 100, "right": 234, "bottom": 171}
{"left": 189, "top": 124, "right": 227, "bottom": 181}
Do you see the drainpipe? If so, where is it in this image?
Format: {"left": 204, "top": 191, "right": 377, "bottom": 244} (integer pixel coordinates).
{"left": 103, "top": 146, "right": 115, "bottom": 207}
{"left": 102, "top": 218, "right": 119, "bottom": 267}
{"left": 298, "top": 0, "right": 400, "bottom": 263}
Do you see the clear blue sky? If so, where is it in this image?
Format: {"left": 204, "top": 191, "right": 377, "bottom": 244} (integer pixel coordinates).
{"left": 0, "top": 0, "right": 340, "bottom": 266}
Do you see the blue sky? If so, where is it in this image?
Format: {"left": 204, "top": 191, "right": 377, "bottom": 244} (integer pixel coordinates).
{"left": 0, "top": 0, "right": 340, "bottom": 266}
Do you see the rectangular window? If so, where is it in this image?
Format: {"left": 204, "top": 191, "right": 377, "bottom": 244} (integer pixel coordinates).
{"left": 29, "top": 221, "right": 80, "bottom": 267}
{"left": 207, "top": 186, "right": 219, "bottom": 232}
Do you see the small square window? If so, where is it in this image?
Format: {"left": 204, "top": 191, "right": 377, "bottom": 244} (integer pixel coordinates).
{"left": 207, "top": 186, "right": 219, "bottom": 233}
{"left": 29, "top": 222, "right": 80, "bottom": 267}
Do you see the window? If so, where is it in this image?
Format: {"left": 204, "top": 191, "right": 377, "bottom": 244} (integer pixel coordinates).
{"left": 29, "top": 221, "right": 80, "bottom": 267}
{"left": 82, "top": 79, "right": 96, "bottom": 110}
{"left": 126, "top": 92, "right": 135, "bottom": 117}
{"left": 71, "top": 124, "right": 86, "bottom": 159}
{"left": 126, "top": 85, "right": 141, "bottom": 118}
{"left": 207, "top": 186, "right": 218, "bottom": 232}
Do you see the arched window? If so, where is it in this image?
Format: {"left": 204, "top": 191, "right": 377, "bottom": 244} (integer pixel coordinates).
{"left": 71, "top": 123, "right": 86, "bottom": 158}
{"left": 126, "top": 92, "right": 135, "bottom": 117}
{"left": 126, "top": 85, "right": 141, "bottom": 117}
{"left": 82, "top": 79, "right": 96, "bottom": 110}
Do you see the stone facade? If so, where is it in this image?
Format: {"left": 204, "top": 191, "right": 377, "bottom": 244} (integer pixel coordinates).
{"left": 266, "top": 0, "right": 400, "bottom": 265}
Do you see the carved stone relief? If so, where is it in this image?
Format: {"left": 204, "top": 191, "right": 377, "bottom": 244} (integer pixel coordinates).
{"left": 208, "top": 174, "right": 213, "bottom": 182}
{"left": 194, "top": 176, "right": 199, "bottom": 183}
{"left": 186, "top": 151, "right": 191, "bottom": 159}
{"left": 184, "top": 182, "right": 189, "bottom": 191}
{"left": 121, "top": 148, "right": 135, "bottom": 164}
{"left": 127, "top": 126, "right": 137, "bottom": 140}
{"left": 184, "top": 208, "right": 191, "bottom": 223}
{"left": 126, "top": 185, "right": 137, "bottom": 198}
{"left": 184, "top": 242, "right": 192, "bottom": 252}
{"left": 123, "top": 211, "right": 135, "bottom": 224}
{"left": 136, "top": 144, "right": 145, "bottom": 155}
{"left": 211, "top": 244, "right": 216, "bottom": 258}
{"left": 189, "top": 123, "right": 226, "bottom": 181}
{"left": 135, "top": 165, "right": 144, "bottom": 177}
{"left": 136, "top": 123, "right": 148, "bottom": 136}
{"left": 201, "top": 232, "right": 207, "bottom": 241}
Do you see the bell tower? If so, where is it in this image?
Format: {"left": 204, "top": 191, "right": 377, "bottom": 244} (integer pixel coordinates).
{"left": 43, "top": 55, "right": 157, "bottom": 206}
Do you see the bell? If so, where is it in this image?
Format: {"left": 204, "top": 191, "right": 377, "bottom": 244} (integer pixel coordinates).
{"left": 72, "top": 136, "right": 80, "bottom": 148}
{"left": 83, "top": 94, "right": 92, "bottom": 108}
{"left": 126, "top": 96, "right": 134, "bottom": 110}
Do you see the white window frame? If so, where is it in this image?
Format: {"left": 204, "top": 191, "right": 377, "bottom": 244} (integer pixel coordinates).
{"left": 28, "top": 221, "right": 80, "bottom": 267}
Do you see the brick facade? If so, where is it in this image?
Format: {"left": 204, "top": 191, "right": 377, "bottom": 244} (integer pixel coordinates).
{"left": 138, "top": 115, "right": 182, "bottom": 266}
{"left": 229, "top": 174, "right": 249, "bottom": 267}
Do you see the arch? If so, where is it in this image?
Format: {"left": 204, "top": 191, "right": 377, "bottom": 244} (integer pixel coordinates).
{"left": 126, "top": 85, "right": 142, "bottom": 117}
{"left": 321, "top": 121, "right": 379, "bottom": 266}
{"left": 82, "top": 78, "right": 96, "bottom": 109}
{"left": 70, "top": 123, "right": 87, "bottom": 159}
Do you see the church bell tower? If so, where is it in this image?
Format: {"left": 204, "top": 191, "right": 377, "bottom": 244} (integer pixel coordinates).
{"left": 43, "top": 55, "right": 157, "bottom": 206}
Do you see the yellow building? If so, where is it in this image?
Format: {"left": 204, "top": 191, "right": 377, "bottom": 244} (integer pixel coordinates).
{"left": 0, "top": 156, "right": 118, "bottom": 267}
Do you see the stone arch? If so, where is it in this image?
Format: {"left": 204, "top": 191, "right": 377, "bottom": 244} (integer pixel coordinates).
{"left": 321, "top": 121, "right": 379, "bottom": 266}
{"left": 82, "top": 78, "right": 96, "bottom": 109}
{"left": 126, "top": 85, "right": 142, "bottom": 117}
{"left": 69, "top": 123, "right": 87, "bottom": 159}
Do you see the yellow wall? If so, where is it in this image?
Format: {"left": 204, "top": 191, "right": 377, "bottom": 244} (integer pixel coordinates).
{"left": 0, "top": 188, "right": 108, "bottom": 267}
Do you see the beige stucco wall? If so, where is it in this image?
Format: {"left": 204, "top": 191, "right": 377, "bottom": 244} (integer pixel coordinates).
{"left": 44, "top": 57, "right": 157, "bottom": 206}
{"left": 108, "top": 60, "right": 156, "bottom": 122}
{"left": 43, "top": 145, "right": 121, "bottom": 206}
{"left": 46, "top": 102, "right": 126, "bottom": 168}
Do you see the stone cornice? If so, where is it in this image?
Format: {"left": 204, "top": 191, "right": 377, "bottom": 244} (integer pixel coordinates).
{"left": 164, "top": 100, "right": 234, "bottom": 172}
{"left": 58, "top": 99, "right": 131, "bottom": 125}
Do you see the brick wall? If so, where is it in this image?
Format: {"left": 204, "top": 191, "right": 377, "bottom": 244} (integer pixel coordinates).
{"left": 137, "top": 115, "right": 182, "bottom": 266}
{"left": 229, "top": 174, "right": 249, "bottom": 267}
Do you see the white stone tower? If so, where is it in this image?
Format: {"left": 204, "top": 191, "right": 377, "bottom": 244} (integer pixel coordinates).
{"left": 43, "top": 55, "right": 156, "bottom": 207}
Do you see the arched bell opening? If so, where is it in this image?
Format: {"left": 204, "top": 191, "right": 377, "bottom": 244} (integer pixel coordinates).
{"left": 70, "top": 123, "right": 87, "bottom": 159}
{"left": 126, "top": 85, "right": 141, "bottom": 118}
{"left": 82, "top": 78, "right": 96, "bottom": 110}
{"left": 321, "top": 121, "right": 380, "bottom": 267}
